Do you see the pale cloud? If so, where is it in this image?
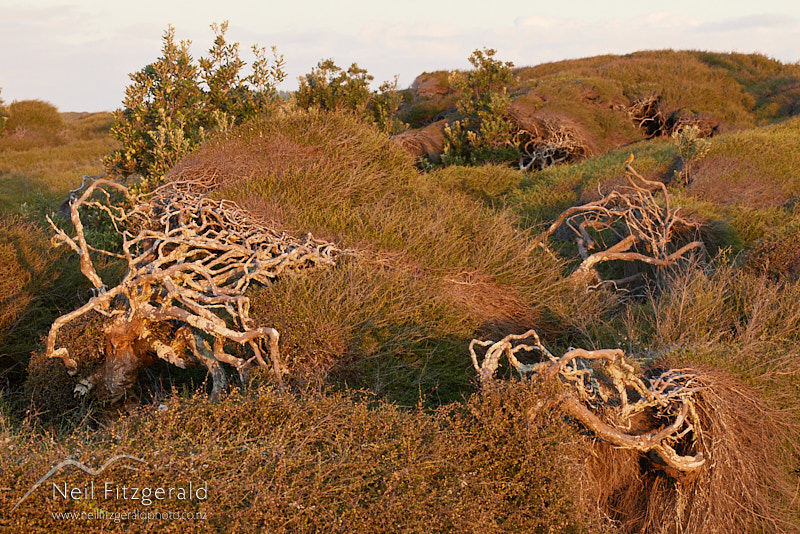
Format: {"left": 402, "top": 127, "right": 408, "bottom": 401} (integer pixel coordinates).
{"left": 514, "top": 15, "right": 569, "bottom": 30}
{"left": 700, "top": 13, "right": 800, "bottom": 32}
{"left": 2, "top": 1, "right": 799, "bottom": 112}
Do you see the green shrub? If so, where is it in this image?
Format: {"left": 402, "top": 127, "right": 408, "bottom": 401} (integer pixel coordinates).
{"left": 104, "top": 22, "right": 286, "bottom": 188}
{"left": 0, "top": 384, "right": 596, "bottom": 533}
{"left": 440, "top": 48, "right": 520, "bottom": 166}
{"left": 296, "top": 59, "right": 406, "bottom": 133}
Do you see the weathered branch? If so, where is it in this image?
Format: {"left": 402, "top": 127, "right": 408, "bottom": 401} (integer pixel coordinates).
{"left": 46, "top": 177, "right": 340, "bottom": 403}
{"left": 537, "top": 164, "right": 703, "bottom": 288}
{"left": 471, "top": 329, "right": 708, "bottom": 475}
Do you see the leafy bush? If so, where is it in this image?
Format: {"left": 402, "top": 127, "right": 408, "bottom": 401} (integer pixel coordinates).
{"left": 440, "top": 48, "right": 520, "bottom": 166}
{"left": 104, "top": 22, "right": 286, "bottom": 188}
{"left": 295, "top": 59, "right": 406, "bottom": 134}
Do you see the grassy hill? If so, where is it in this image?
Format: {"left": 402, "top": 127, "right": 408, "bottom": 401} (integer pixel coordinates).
{"left": 1, "top": 50, "right": 800, "bottom": 532}
{"left": 402, "top": 50, "right": 800, "bottom": 156}
{"left": 0, "top": 111, "right": 118, "bottom": 382}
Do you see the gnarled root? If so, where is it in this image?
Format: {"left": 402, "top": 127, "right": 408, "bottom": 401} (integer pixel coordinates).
{"left": 513, "top": 114, "right": 593, "bottom": 171}
{"left": 537, "top": 164, "right": 703, "bottom": 289}
{"left": 45, "top": 178, "right": 340, "bottom": 403}
{"left": 470, "top": 328, "right": 707, "bottom": 475}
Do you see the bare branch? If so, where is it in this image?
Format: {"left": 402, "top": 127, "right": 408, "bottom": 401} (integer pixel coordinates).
{"left": 470, "top": 329, "right": 708, "bottom": 475}
{"left": 537, "top": 164, "right": 703, "bottom": 288}
{"left": 45, "top": 177, "right": 340, "bottom": 403}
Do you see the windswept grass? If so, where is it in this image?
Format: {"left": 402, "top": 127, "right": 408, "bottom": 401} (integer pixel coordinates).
{"left": 2, "top": 54, "right": 800, "bottom": 533}
{"left": 165, "top": 111, "right": 589, "bottom": 404}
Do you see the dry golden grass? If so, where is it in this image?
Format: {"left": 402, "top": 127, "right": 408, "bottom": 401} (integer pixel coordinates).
{"left": 3, "top": 57, "right": 800, "bottom": 532}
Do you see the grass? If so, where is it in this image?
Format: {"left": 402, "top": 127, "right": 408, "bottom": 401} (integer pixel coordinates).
{"left": 0, "top": 382, "right": 593, "bottom": 533}
{"left": 1, "top": 52, "right": 800, "bottom": 532}
{"left": 515, "top": 49, "right": 796, "bottom": 127}
{"left": 0, "top": 111, "right": 117, "bottom": 391}
{"left": 167, "top": 111, "right": 583, "bottom": 404}
{"left": 403, "top": 49, "right": 800, "bottom": 163}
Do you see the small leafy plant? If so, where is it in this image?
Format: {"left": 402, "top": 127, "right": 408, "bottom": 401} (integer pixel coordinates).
{"left": 104, "top": 22, "right": 286, "bottom": 189}
{"left": 296, "top": 59, "right": 406, "bottom": 134}
{"left": 672, "top": 124, "right": 711, "bottom": 185}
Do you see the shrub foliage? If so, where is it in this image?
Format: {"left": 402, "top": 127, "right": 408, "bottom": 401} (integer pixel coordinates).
{"left": 104, "top": 22, "right": 286, "bottom": 188}
{"left": 296, "top": 59, "right": 405, "bottom": 134}
{"left": 441, "top": 48, "right": 520, "bottom": 166}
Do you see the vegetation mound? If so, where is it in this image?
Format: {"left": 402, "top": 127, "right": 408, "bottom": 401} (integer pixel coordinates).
{"left": 164, "top": 111, "right": 576, "bottom": 404}
{"left": 398, "top": 50, "right": 800, "bottom": 164}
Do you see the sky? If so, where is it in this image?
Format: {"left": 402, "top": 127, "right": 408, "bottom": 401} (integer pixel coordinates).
{"left": 1, "top": 0, "right": 799, "bottom": 112}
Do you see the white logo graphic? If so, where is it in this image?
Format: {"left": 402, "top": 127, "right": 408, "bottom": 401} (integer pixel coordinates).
{"left": 10, "top": 455, "right": 145, "bottom": 512}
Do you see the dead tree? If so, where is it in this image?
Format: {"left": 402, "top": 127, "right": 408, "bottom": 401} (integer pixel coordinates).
{"left": 537, "top": 163, "right": 703, "bottom": 289}
{"left": 45, "top": 179, "right": 340, "bottom": 403}
{"left": 627, "top": 93, "right": 666, "bottom": 138}
{"left": 513, "top": 115, "right": 592, "bottom": 171}
{"left": 470, "top": 329, "right": 707, "bottom": 475}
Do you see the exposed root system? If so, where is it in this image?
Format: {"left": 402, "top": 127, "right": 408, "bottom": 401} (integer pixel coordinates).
{"left": 509, "top": 108, "right": 594, "bottom": 171}
{"left": 537, "top": 163, "right": 703, "bottom": 289}
{"left": 45, "top": 178, "right": 340, "bottom": 403}
{"left": 470, "top": 329, "right": 706, "bottom": 475}
{"left": 470, "top": 329, "right": 798, "bottom": 533}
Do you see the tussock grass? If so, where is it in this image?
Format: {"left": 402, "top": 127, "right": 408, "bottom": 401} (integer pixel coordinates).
{"left": 633, "top": 262, "right": 800, "bottom": 402}
{"left": 0, "top": 218, "right": 82, "bottom": 365}
{"left": 498, "top": 116, "right": 800, "bottom": 259}
{"left": 519, "top": 50, "right": 757, "bottom": 125}
{"left": 688, "top": 116, "right": 800, "bottom": 208}
{"left": 166, "top": 111, "right": 590, "bottom": 403}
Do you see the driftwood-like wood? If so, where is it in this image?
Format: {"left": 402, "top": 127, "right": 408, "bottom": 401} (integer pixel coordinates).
{"left": 470, "top": 329, "right": 707, "bottom": 475}
{"left": 628, "top": 93, "right": 666, "bottom": 138}
{"left": 537, "top": 163, "right": 703, "bottom": 288}
{"left": 513, "top": 115, "right": 592, "bottom": 171}
{"left": 46, "top": 178, "right": 340, "bottom": 403}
